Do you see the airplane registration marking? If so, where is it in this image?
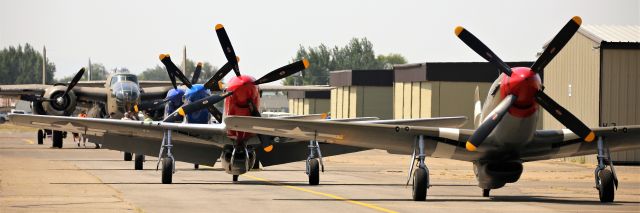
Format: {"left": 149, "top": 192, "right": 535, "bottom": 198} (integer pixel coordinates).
{"left": 439, "top": 128, "right": 460, "bottom": 141}
{"left": 243, "top": 174, "right": 398, "bottom": 213}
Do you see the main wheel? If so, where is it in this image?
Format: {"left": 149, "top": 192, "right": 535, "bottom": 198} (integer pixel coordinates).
{"left": 233, "top": 175, "right": 239, "bottom": 182}
{"left": 52, "top": 131, "right": 63, "bottom": 148}
{"left": 134, "top": 154, "right": 145, "bottom": 170}
{"left": 37, "top": 130, "right": 44, "bottom": 145}
{"left": 124, "top": 152, "right": 133, "bottom": 161}
{"left": 194, "top": 164, "right": 199, "bottom": 170}
{"left": 598, "top": 169, "right": 615, "bottom": 202}
{"left": 308, "top": 158, "right": 320, "bottom": 185}
{"left": 412, "top": 168, "right": 428, "bottom": 201}
{"left": 162, "top": 157, "right": 173, "bottom": 184}
{"left": 483, "top": 189, "right": 490, "bottom": 197}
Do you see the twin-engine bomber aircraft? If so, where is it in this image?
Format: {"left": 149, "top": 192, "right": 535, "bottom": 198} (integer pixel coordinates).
{"left": 7, "top": 18, "right": 639, "bottom": 203}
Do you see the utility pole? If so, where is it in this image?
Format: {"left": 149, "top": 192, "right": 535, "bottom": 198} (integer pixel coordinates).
{"left": 88, "top": 58, "right": 92, "bottom": 81}
{"left": 42, "top": 46, "right": 46, "bottom": 85}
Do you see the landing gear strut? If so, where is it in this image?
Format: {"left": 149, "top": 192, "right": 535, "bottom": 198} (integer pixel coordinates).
{"left": 407, "top": 135, "right": 429, "bottom": 201}
{"left": 306, "top": 132, "right": 324, "bottom": 186}
{"left": 595, "top": 136, "right": 617, "bottom": 202}
{"left": 156, "top": 130, "right": 175, "bottom": 184}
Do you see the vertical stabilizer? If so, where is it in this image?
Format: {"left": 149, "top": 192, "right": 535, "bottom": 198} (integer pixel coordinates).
{"left": 473, "top": 86, "right": 482, "bottom": 128}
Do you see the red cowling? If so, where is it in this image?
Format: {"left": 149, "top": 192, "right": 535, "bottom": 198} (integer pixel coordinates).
{"left": 225, "top": 75, "right": 260, "bottom": 141}
{"left": 500, "top": 67, "right": 541, "bottom": 118}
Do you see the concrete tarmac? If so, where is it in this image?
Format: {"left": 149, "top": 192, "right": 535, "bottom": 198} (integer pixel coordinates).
{"left": 1, "top": 127, "right": 639, "bottom": 213}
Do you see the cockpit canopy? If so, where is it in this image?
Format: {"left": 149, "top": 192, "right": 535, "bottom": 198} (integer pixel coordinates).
{"left": 110, "top": 74, "right": 138, "bottom": 86}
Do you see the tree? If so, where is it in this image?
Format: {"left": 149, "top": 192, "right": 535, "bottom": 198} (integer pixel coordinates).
{"left": 0, "top": 43, "right": 56, "bottom": 85}
{"left": 377, "top": 53, "right": 407, "bottom": 69}
{"left": 284, "top": 38, "right": 407, "bottom": 85}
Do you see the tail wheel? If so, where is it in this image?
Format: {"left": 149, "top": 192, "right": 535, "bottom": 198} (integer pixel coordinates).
{"left": 52, "top": 131, "right": 63, "bottom": 148}
{"left": 162, "top": 157, "right": 173, "bottom": 184}
{"left": 308, "top": 158, "right": 320, "bottom": 185}
{"left": 134, "top": 154, "right": 145, "bottom": 170}
{"left": 598, "top": 169, "right": 615, "bottom": 202}
{"left": 37, "top": 130, "right": 44, "bottom": 145}
{"left": 412, "top": 168, "right": 428, "bottom": 201}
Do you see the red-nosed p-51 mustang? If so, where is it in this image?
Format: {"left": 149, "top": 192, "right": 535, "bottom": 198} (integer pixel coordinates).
{"left": 8, "top": 18, "right": 639, "bottom": 203}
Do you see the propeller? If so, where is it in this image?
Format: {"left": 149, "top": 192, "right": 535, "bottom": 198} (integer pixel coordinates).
{"left": 207, "top": 104, "right": 223, "bottom": 123}
{"left": 164, "top": 91, "right": 233, "bottom": 122}
{"left": 203, "top": 57, "right": 239, "bottom": 91}
{"left": 159, "top": 54, "right": 193, "bottom": 89}
{"left": 62, "top": 68, "right": 86, "bottom": 99}
{"left": 465, "top": 95, "right": 516, "bottom": 151}
{"left": 215, "top": 24, "right": 240, "bottom": 77}
{"left": 456, "top": 16, "right": 594, "bottom": 152}
{"left": 191, "top": 62, "right": 203, "bottom": 84}
{"left": 247, "top": 99, "right": 274, "bottom": 152}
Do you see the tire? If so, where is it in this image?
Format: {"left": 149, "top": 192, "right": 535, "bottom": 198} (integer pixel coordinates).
{"left": 483, "top": 189, "right": 490, "bottom": 197}
{"left": 598, "top": 169, "right": 615, "bottom": 202}
{"left": 194, "top": 164, "right": 199, "bottom": 170}
{"left": 308, "top": 159, "right": 320, "bottom": 185}
{"left": 233, "top": 175, "right": 239, "bottom": 182}
{"left": 162, "top": 157, "right": 173, "bottom": 184}
{"left": 412, "top": 168, "right": 428, "bottom": 201}
{"left": 52, "top": 131, "right": 63, "bottom": 148}
{"left": 37, "top": 130, "right": 44, "bottom": 145}
{"left": 124, "top": 152, "right": 133, "bottom": 161}
{"left": 134, "top": 154, "right": 145, "bottom": 170}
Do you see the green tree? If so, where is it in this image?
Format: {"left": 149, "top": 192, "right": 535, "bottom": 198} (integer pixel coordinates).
{"left": 377, "top": 53, "right": 407, "bottom": 69}
{"left": 0, "top": 43, "right": 56, "bottom": 85}
{"left": 283, "top": 38, "right": 407, "bottom": 85}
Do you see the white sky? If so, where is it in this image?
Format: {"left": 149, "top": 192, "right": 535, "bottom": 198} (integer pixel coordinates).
{"left": 1, "top": 0, "right": 638, "bottom": 82}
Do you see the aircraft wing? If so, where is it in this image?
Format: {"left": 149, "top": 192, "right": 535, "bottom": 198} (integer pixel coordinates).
{"left": 8, "top": 114, "right": 231, "bottom": 166}
{"left": 521, "top": 126, "right": 640, "bottom": 162}
{"left": 258, "top": 85, "right": 333, "bottom": 92}
{"left": 0, "top": 84, "right": 48, "bottom": 97}
{"left": 225, "top": 116, "right": 481, "bottom": 161}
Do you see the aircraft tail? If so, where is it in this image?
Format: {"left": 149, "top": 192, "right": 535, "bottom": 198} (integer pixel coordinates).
{"left": 473, "top": 86, "right": 482, "bottom": 129}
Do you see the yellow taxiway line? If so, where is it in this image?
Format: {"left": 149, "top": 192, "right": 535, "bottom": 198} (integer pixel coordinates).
{"left": 22, "top": 139, "right": 34, "bottom": 144}
{"left": 243, "top": 174, "right": 398, "bottom": 213}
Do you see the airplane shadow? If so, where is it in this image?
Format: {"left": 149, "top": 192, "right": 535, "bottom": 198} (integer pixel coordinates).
{"left": 277, "top": 195, "right": 639, "bottom": 205}
{"left": 10, "top": 201, "right": 123, "bottom": 208}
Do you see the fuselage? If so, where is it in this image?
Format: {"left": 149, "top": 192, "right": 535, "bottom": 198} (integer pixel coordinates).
{"left": 106, "top": 74, "right": 142, "bottom": 118}
{"left": 478, "top": 67, "right": 542, "bottom": 159}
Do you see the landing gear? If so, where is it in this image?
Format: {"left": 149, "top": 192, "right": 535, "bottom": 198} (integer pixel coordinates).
{"left": 233, "top": 175, "right": 239, "bottom": 182}
{"left": 306, "top": 136, "right": 324, "bottom": 186}
{"left": 156, "top": 130, "right": 175, "bottom": 184}
{"left": 134, "top": 154, "right": 145, "bottom": 170}
{"left": 595, "top": 136, "right": 617, "bottom": 203}
{"left": 162, "top": 157, "right": 174, "bottom": 184}
{"left": 52, "top": 130, "right": 63, "bottom": 148}
{"left": 483, "top": 189, "right": 490, "bottom": 197}
{"left": 124, "top": 152, "right": 133, "bottom": 161}
{"left": 37, "top": 129, "right": 44, "bottom": 145}
{"left": 407, "top": 135, "right": 429, "bottom": 201}
{"left": 194, "top": 164, "right": 199, "bottom": 170}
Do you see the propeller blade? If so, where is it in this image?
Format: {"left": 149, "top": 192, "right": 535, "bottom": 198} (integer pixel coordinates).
{"left": 535, "top": 90, "right": 595, "bottom": 142}
{"left": 191, "top": 62, "right": 203, "bottom": 84}
{"left": 163, "top": 92, "right": 233, "bottom": 122}
{"left": 254, "top": 59, "right": 310, "bottom": 85}
{"left": 215, "top": 24, "right": 240, "bottom": 77}
{"left": 208, "top": 105, "right": 223, "bottom": 123}
{"left": 465, "top": 95, "right": 516, "bottom": 151}
{"left": 159, "top": 54, "right": 193, "bottom": 88}
{"left": 134, "top": 99, "right": 168, "bottom": 113}
{"left": 247, "top": 99, "right": 273, "bottom": 152}
{"left": 159, "top": 54, "right": 178, "bottom": 89}
{"left": 203, "top": 57, "right": 239, "bottom": 91}
{"left": 63, "top": 68, "right": 86, "bottom": 96}
{"left": 455, "top": 26, "right": 512, "bottom": 76}
{"left": 531, "top": 16, "right": 582, "bottom": 73}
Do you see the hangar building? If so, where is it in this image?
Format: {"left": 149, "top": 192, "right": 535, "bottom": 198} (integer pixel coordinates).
{"left": 542, "top": 25, "right": 639, "bottom": 164}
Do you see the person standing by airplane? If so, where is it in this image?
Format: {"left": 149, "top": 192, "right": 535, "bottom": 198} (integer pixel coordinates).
{"left": 74, "top": 111, "right": 88, "bottom": 147}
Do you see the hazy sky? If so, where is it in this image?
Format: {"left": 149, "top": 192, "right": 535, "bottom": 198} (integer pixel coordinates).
{"left": 1, "top": 0, "right": 638, "bottom": 82}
